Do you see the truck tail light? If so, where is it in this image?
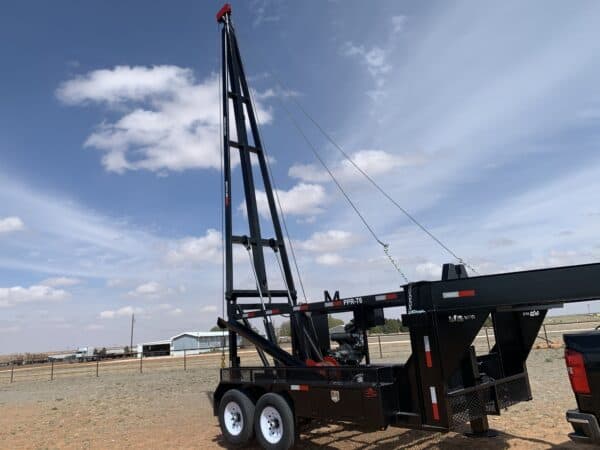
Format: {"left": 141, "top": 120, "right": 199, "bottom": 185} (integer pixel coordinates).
{"left": 565, "top": 349, "right": 591, "bottom": 394}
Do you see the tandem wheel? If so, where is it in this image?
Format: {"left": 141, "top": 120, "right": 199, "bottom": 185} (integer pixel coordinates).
{"left": 218, "top": 389, "right": 255, "bottom": 447}
{"left": 254, "top": 393, "right": 295, "bottom": 450}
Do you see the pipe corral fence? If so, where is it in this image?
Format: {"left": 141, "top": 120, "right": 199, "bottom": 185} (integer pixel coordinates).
{"left": 0, "top": 319, "right": 597, "bottom": 385}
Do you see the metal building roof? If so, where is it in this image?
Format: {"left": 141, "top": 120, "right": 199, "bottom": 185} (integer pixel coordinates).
{"left": 170, "top": 331, "right": 226, "bottom": 340}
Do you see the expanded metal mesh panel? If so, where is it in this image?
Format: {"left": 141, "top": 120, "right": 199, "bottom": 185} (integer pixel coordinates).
{"left": 447, "top": 388, "right": 490, "bottom": 428}
{"left": 447, "top": 373, "right": 530, "bottom": 428}
{"left": 495, "top": 375, "right": 530, "bottom": 410}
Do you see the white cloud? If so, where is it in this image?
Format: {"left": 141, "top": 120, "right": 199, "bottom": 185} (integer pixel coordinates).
{"left": 242, "top": 183, "right": 327, "bottom": 218}
{"left": 251, "top": 0, "right": 282, "bottom": 27}
{"left": 391, "top": 15, "right": 407, "bottom": 33}
{"left": 41, "top": 277, "right": 81, "bottom": 287}
{"left": 99, "top": 306, "right": 142, "bottom": 319}
{"left": 415, "top": 262, "right": 441, "bottom": 280}
{"left": 128, "top": 281, "right": 162, "bottom": 297}
{"left": 56, "top": 65, "right": 191, "bottom": 105}
{"left": 106, "top": 278, "right": 126, "bottom": 288}
{"left": 315, "top": 253, "right": 345, "bottom": 266}
{"left": 288, "top": 150, "right": 427, "bottom": 184}
{"left": 253, "top": 86, "right": 300, "bottom": 100}
{"left": 488, "top": 238, "right": 516, "bottom": 248}
{"left": 57, "top": 65, "right": 272, "bottom": 173}
{"left": 200, "top": 305, "right": 218, "bottom": 313}
{"left": 0, "top": 216, "right": 24, "bottom": 233}
{"left": 298, "top": 230, "right": 355, "bottom": 253}
{"left": 156, "top": 303, "right": 184, "bottom": 316}
{"left": 288, "top": 163, "right": 330, "bottom": 183}
{"left": 166, "top": 229, "right": 221, "bottom": 265}
{"left": 0, "top": 285, "right": 70, "bottom": 308}
{"left": 85, "top": 324, "right": 104, "bottom": 331}
{"left": 343, "top": 42, "right": 391, "bottom": 85}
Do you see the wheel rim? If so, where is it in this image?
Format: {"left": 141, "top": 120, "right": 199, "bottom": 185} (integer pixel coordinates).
{"left": 223, "top": 401, "right": 244, "bottom": 436}
{"left": 259, "top": 405, "right": 283, "bottom": 444}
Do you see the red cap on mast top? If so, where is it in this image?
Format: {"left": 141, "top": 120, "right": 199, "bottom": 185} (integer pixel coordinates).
{"left": 216, "top": 3, "right": 232, "bottom": 23}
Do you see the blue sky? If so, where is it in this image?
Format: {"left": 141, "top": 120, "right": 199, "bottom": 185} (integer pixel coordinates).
{"left": 2, "top": 1, "right": 600, "bottom": 353}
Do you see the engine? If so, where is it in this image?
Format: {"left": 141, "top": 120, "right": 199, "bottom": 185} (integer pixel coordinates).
{"left": 328, "top": 320, "right": 366, "bottom": 366}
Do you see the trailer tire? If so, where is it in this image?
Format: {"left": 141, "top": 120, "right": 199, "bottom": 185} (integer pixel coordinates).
{"left": 254, "top": 393, "right": 295, "bottom": 450}
{"left": 218, "top": 389, "right": 255, "bottom": 446}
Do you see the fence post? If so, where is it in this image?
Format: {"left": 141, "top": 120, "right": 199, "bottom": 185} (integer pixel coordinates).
{"left": 485, "top": 327, "right": 491, "bottom": 352}
{"left": 10, "top": 361, "right": 14, "bottom": 383}
{"left": 50, "top": 360, "right": 54, "bottom": 381}
{"left": 378, "top": 336, "right": 383, "bottom": 358}
{"left": 139, "top": 352, "right": 143, "bottom": 374}
{"left": 184, "top": 349, "right": 187, "bottom": 371}
{"left": 96, "top": 358, "right": 99, "bottom": 377}
{"left": 543, "top": 324, "right": 549, "bottom": 346}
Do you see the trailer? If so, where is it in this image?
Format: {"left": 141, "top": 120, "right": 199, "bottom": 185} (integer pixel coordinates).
{"left": 212, "top": 4, "right": 600, "bottom": 449}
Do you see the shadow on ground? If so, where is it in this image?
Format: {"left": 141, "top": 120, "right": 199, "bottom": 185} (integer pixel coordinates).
{"left": 212, "top": 422, "right": 578, "bottom": 449}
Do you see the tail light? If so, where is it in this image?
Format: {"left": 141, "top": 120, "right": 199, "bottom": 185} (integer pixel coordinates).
{"left": 565, "top": 349, "right": 591, "bottom": 394}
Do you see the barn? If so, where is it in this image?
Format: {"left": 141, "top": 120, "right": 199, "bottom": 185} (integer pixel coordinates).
{"left": 170, "top": 331, "right": 241, "bottom": 357}
{"left": 137, "top": 339, "right": 171, "bottom": 358}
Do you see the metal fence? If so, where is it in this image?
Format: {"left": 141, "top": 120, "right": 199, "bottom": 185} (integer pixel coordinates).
{"left": 0, "top": 349, "right": 228, "bottom": 384}
{"left": 366, "top": 319, "right": 600, "bottom": 362}
{"left": 1, "top": 319, "right": 597, "bottom": 385}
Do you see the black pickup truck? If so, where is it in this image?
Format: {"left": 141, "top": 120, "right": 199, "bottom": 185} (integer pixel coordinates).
{"left": 564, "top": 330, "right": 600, "bottom": 444}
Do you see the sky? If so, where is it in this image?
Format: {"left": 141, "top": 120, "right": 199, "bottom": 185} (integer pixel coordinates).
{"left": 2, "top": 1, "right": 600, "bottom": 353}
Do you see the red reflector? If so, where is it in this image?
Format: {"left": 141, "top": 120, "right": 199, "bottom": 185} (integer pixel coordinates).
{"left": 270, "top": 309, "right": 280, "bottom": 315}
{"left": 565, "top": 349, "right": 591, "bottom": 394}
{"left": 425, "top": 351, "right": 432, "bottom": 368}
{"left": 247, "top": 311, "right": 256, "bottom": 318}
{"left": 458, "top": 290, "right": 476, "bottom": 297}
{"left": 299, "top": 304, "right": 309, "bottom": 311}
{"left": 364, "top": 387, "right": 378, "bottom": 398}
{"left": 290, "top": 384, "right": 309, "bottom": 392}
{"left": 385, "top": 293, "right": 397, "bottom": 300}
{"left": 333, "top": 300, "right": 343, "bottom": 307}
{"left": 216, "top": 3, "right": 232, "bottom": 23}
{"left": 432, "top": 403, "right": 440, "bottom": 421}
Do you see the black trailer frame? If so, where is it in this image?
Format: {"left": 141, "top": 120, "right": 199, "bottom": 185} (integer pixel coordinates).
{"left": 212, "top": 4, "right": 600, "bottom": 447}
{"left": 215, "top": 262, "right": 600, "bottom": 434}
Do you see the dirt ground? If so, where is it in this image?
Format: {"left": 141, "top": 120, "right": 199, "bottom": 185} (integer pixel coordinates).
{"left": 0, "top": 347, "right": 586, "bottom": 449}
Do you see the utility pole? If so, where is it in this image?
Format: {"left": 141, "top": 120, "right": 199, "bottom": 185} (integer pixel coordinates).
{"left": 130, "top": 313, "right": 135, "bottom": 354}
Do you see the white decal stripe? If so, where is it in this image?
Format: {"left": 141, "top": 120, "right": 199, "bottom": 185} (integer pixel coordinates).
{"left": 430, "top": 386, "right": 437, "bottom": 404}
{"left": 442, "top": 291, "right": 459, "bottom": 299}
{"left": 424, "top": 336, "right": 430, "bottom": 352}
{"left": 375, "top": 295, "right": 386, "bottom": 301}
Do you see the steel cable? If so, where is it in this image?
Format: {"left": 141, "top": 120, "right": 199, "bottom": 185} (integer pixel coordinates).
{"left": 239, "top": 36, "right": 478, "bottom": 275}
